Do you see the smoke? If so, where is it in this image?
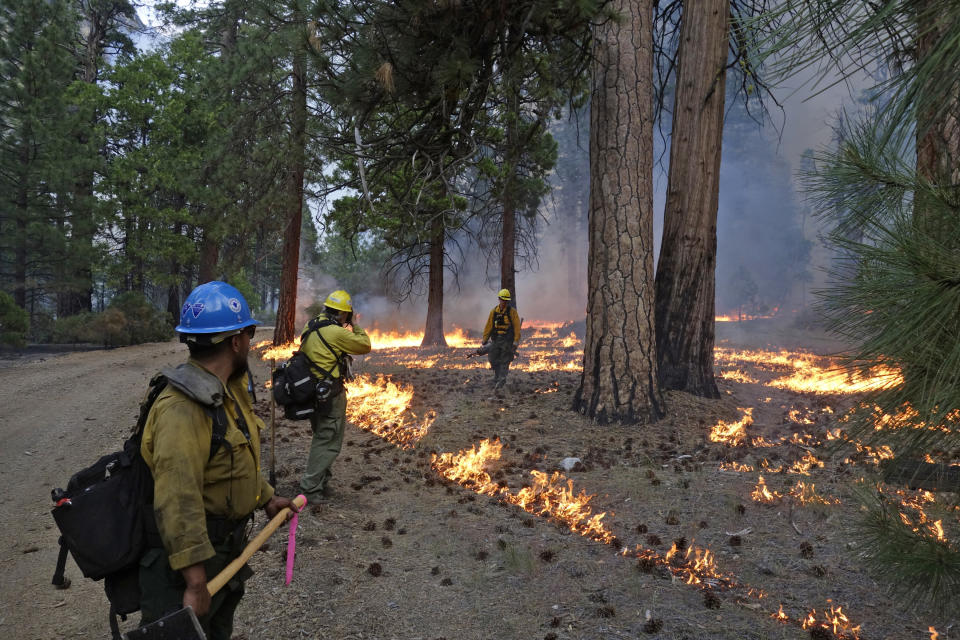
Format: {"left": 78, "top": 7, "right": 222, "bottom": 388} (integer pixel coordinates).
{"left": 304, "top": 70, "right": 870, "bottom": 333}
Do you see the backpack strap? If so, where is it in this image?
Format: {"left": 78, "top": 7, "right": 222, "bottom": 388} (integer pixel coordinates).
{"left": 204, "top": 404, "right": 231, "bottom": 460}
{"left": 493, "top": 307, "right": 514, "bottom": 336}
{"left": 51, "top": 537, "right": 70, "bottom": 588}
{"left": 136, "top": 374, "right": 171, "bottom": 437}
{"left": 143, "top": 372, "right": 231, "bottom": 461}
{"left": 246, "top": 370, "right": 257, "bottom": 404}
{"left": 300, "top": 317, "right": 345, "bottom": 380}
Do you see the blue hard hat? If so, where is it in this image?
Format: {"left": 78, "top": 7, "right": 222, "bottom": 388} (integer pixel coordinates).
{"left": 175, "top": 281, "right": 260, "bottom": 334}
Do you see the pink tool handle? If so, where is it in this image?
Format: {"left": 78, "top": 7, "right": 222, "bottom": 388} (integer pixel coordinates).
{"left": 285, "top": 494, "right": 306, "bottom": 585}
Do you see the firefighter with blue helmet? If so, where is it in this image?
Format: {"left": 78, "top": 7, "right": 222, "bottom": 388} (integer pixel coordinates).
{"left": 139, "top": 281, "right": 297, "bottom": 639}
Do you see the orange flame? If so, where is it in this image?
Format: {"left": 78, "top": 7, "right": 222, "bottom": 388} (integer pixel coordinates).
{"left": 719, "top": 461, "right": 754, "bottom": 472}
{"left": 799, "top": 602, "right": 861, "bottom": 638}
{"left": 256, "top": 338, "right": 300, "bottom": 361}
{"left": 343, "top": 374, "right": 435, "bottom": 449}
{"left": 366, "top": 326, "right": 473, "bottom": 349}
{"left": 430, "top": 439, "right": 615, "bottom": 543}
{"left": 751, "top": 475, "right": 782, "bottom": 503}
{"left": 709, "top": 408, "right": 754, "bottom": 446}
{"left": 714, "top": 346, "right": 902, "bottom": 395}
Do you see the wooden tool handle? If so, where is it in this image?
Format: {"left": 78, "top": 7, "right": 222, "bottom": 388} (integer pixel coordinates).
{"left": 207, "top": 494, "right": 307, "bottom": 595}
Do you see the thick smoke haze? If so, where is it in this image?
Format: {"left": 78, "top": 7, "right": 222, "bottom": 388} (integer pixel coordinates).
{"left": 300, "top": 75, "right": 867, "bottom": 334}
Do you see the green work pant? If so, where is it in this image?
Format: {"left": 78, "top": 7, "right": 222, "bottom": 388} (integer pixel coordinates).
{"left": 138, "top": 538, "right": 251, "bottom": 640}
{"left": 487, "top": 334, "right": 515, "bottom": 382}
{"left": 301, "top": 390, "right": 348, "bottom": 497}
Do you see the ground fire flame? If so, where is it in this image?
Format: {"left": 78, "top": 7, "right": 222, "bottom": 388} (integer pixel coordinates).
{"left": 715, "top": 346, "right": 902, "bottom": 394}
{"left": 343, "top": 374, "right": 435, "bottom": 449}
{"left": 257, "top": 320, "right": 910, "bottom": 638}
{"left": 709, "top": 408, "right": 754, "bottom": 446}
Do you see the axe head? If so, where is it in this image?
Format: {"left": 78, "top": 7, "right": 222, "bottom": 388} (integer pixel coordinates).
{"left": 122, "top": 606, "right": 205, "bottom": 640}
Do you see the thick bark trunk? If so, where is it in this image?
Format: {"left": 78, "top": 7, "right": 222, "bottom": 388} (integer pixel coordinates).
{"left": 14, "top": 187, "right": 28, "bottom": 310}
{"left": 274, "top": 17, "right": 308, "bottom": 345}
{"left": 500, "top": 26, "right": 519, "bottom": 306}
{"left": 653, "top": 0, "right": 728, "bottom": 399}
{"left": 421, "top": 215, "right": 447, "bottom": 347}
{"left": 915, "top": 1, "right": 960, "bottom": 186}
{"left": 574, "top": 0, "right": 663, "bottom": 424}
{"left": 500, "top": 193, "right": 516, "bottom": 301}
{"left": 13, "top": 132, "right": 30, "bottom": 309}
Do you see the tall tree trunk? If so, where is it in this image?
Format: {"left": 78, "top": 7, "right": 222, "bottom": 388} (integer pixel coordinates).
{"left": 14, "top": 181, "right": 28, "bottom": 310}
{"left": 653, "top": 0, "right": 728, "bottom": 399}
{"left": 421, "top": 215, "right": 447, "bottom": 347}
{"left": 61, "top": 2, "right": 115, "bottom": 315}
{"left": 274, "top": 13, "right": 308, "bottom": 345}
{"left": 198, "top": 226, "right": 220, "bottom": 284}
{"left": 499, "top": 23, "right": 520, "bottom": 305}
{"left": 166, "top": 219, "right": 184, "bottom": 325}
{"left": 574, "top": 0, "right": 663, "bottom": 424}
{"left": 500, "top": 192, "right": 516, "bottom": 300}
{"left": 915, "top": 1, "right": 960, "bottom": 187}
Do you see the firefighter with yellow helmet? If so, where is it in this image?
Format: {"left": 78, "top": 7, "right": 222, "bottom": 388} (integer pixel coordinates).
{"left": 481, "top": 288, "right": 521, "bottom": 389}
{"left": 299, "top": 289, "right": 371, "bottom": 500}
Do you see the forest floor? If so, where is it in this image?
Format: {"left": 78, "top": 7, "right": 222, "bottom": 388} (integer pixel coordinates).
{"left": 0, "top": 320, "right": 952, "bottom": 640}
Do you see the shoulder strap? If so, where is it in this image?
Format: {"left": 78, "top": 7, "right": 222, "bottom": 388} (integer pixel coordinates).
{"left": 204, "top": 405, "right": 230, "bottom": 461}
{"left": 142, "top": 373, "right": 230, "bottom": 462}
{"left": 300, "top": 317, "right": 343, "bottom": 379}
{"left": 495, "top": 307, "right": 513, "bottom": 330}
{"left": 136, "top": 374, "right": 170, "bottom": 438}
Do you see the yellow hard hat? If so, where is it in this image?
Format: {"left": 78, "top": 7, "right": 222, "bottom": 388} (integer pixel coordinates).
{"left": 324, "top": 289, "right": 353, "bottom": 312}
{"left": 497, "top": 288, "right": 511, "bottom": 301}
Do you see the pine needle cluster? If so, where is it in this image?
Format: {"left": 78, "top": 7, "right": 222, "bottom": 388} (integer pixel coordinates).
{"left": 855, "top": 487, "right": 960, "bottom": 614}
{"left": 758, "top": 0, "right": 960, "bottom": 616}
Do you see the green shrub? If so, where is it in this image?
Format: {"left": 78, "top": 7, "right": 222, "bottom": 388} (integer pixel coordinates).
{"left": 227, "top": 273, "right": 261, "bottom": 312}
{"left": 109, "top": 292, "right": 172, "bottom": 344}
{"left": 51, "top": 312, "right": 100, "bottom": 344}
{"left": 29, "top": 312, "right": 55, "bottom": 343}
{"left": 0, "top": 292, "right": 29, "bottom": 347}
{"left": 51, "top": 293, "right": 172, "bottom": 346}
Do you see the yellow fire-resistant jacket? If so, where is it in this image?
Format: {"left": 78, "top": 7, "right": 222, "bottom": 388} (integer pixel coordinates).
{"left": 482, "top": 305, "right": 521, "bottom": 343}
{"left": 300, "top": 314, "right": 371, "bottom": 379}
{"left": 141, "top": 360, "right": 274, "bottom": 570}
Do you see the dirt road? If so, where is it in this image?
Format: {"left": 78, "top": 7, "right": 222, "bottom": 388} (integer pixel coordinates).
{"left": 0, "top": 340, "right": 190, "bottom": 638}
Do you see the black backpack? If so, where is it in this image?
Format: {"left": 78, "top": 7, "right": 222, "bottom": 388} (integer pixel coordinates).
{"left": 51, "top": 372, "right": 230, "bottom": 639}
{"left": 272, "top": 317, "right": 344, "bottom": 420}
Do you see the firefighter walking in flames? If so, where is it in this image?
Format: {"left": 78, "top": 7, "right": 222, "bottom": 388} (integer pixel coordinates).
{"left": 299, "top": 289, "right": 371, "bottom": 501}
{"left": 482, "top": 289, "right": 521, "bottom": 390}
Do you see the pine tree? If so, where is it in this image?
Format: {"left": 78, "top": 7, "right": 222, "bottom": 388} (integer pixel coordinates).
{"left": 0, "top": 0, "right": 78, "bottom": 313}
{"left": 575, "top": 0, "right": 664, "bottom": 424}
{"left": 653, "top": 0, "right": 729, "bottom": 399}
{"left": 321, "top": 0, "right": 602, "bottom": 342}
{"left": 61, "top": 1, "right": 137, "bottom": 315}
{"left": 760, "top": 0, "right": 960, "bottom": 613}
